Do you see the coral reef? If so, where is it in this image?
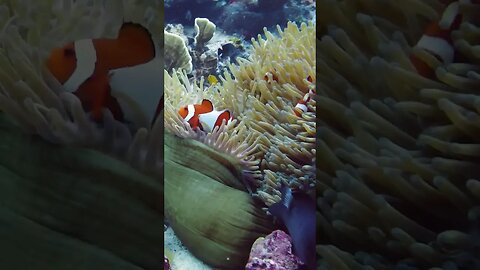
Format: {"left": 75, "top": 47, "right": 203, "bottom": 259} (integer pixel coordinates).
{"left": 164, "top": 0, "right": 315, "bottom": 39}
{"left": 194, "top": 18, "right": 216, "bottom": 47}
{"left": 164, "top": 21, "right": 315, "bottom": 268}
{"left": 315, "top": 0, "right": 480, "bottom": 269}
{"left": 165, "top": 17, "right": 250, "bottom": 81}
{"left": 165, "top": 20, "right": 316, "bottom": 208}
{"left": 165, "top": 30, "right": 193, "bottom": 73}
{"left": 246, "top": 230, "right": 303, "bottom": 270}
{"left": 164, "top": 255, "right": 171, "bottom": 270}
{"left": 191, "top": 18, "right": 219, "bottom": 79}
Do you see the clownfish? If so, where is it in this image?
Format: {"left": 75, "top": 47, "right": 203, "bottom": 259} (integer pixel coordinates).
{"left": 294, "top": 89, "right": 315, "bottom": 117}
{"left": 46, "top": 22, "right": 162, "bottom": 129}
{"left": 293, "top": 75, "right": 315, "bottom": 117}
{"left": 410, "top": 0, "right": 466, "bottom": 78}
{"left": 178, "top": 99, "right": 233, "bottom": 132}
{"left": 263, "top": 69, "right": 279, "bottom": 83}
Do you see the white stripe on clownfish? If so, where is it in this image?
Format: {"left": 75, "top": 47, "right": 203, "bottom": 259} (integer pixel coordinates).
{"left": 185, "top": 104, "right": 196, "bottom": 122}
{"left": 46, "top": 22, "right": 161, "bottom": 129}
{"left": 416, "top": 35, "right": 454, "bottom": 63}
{"left": 294, "top": 89, "right": 315, "bottom": 117}
{"left": 198, "top": 109, "right": 233, "bottom": 133}
{"left": 295, "top": 103, "right": 308, "bottom": 113}
{"left": 411, "top": 0, "right": 468, "bottom": 77}
{"left": 63, "top": 39, "right": 97, "bottom": 93}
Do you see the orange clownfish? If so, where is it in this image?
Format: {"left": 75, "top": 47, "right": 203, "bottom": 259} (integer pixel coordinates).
{"left": 294, "top": 89, "right": 315, "bottom": 117}
{"left": 307, "top": 75, "right": 314, "bottom": 83}
{"left": 410, "top": 0, "right": 465, "bottom": 78}
{"left": 46, "top": 22, "right": 162, "bottom": 129}
{"left": 293, "top": 75, "right": 315, "bottom": 117}
{"left": 178, "top": 99, "right": 233, "bottom": 132}
{"left": 263, "top": 69, "right": 279, "bottom": 83}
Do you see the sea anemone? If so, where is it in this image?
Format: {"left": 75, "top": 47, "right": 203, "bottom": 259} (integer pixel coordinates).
{"left": 0, "top": 0, "right": 163, "bottom": 164}
{"left": 315, "top": 0, "right": 480, "bottom": 269}
{"left": 164, "top": 21, "right": 316, "bottom": 268}
{"left": 0, "top": 0, "right": 163, "bottom": 268}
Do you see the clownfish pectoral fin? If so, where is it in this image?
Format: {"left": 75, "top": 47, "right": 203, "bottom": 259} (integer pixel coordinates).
{"left": 75, "top": 73, "right": 112, "bottom": 122}
{"left": 189, "top": 115, "right": 202, "bottom": 130}
{"left": 410, "top": 54, "right": 436, "bottom": 78}
{"left": 93, "top": 77, "right": 113, "bottom": 122}
{"left": 293, "top": 108, "right": 302, "bottom": 117}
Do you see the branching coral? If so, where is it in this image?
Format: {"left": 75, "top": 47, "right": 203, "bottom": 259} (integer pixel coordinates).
{"left": 315, "top": 0, "right": 480, "bottom": 269}
{"left": 164, "top": 21, "right": 316, "bottom": 268}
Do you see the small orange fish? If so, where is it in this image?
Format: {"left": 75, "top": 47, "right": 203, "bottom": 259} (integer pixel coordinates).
{"left": 294, "top": 88, "right": 315, "bottom": 117}
{"left": 293, "top": 75, "right": 315, "bottom": 117}
{"left": 46, "top": 22, "right": 162, "bottom": 127}
{"left": 307, "top": 75, "right": 313, "bottom": 83}
{"left": 410, "top": 0, "right": 463, "bottom": 78}
{"left": 178, "top": 99, "right": 233, "bottom": 132}
{"left": 263, "top": 69, "right": 279, "bottom": 83}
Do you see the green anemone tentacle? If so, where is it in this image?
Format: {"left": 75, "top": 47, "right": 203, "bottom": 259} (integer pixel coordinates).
{"left": 164, "top": 132, "right": 274, "bottom": 269}
{"left": 0, "top": 112, "right": 163, "bottom": 269}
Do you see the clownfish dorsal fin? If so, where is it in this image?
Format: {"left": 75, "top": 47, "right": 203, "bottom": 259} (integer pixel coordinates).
{"left": 200, "top": 99, "right": 214, "bottom": 112}
{"left": 117, "top": 22, "right": 156, "bottom": 58}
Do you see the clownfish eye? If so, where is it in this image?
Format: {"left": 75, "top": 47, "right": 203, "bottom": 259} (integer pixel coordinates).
{"left": 64, "top": 48, "right": 75, "bottom": 57}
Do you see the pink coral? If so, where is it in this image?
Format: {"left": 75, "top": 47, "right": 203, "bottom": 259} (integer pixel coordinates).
{"left": 245, "top": 230, "right": 303, "bottom": 270}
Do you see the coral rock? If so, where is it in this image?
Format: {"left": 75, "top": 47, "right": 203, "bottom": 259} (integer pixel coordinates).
{"left": 245, "top": 230, "right": 302, "bottom": 270}
{"left": 164, "top": 255, "right": 171, "bottom": 270}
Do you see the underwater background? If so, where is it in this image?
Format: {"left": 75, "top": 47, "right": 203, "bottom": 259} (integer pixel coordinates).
{"left": 314, "top": 0, "right": 480, "bottom": 269}
{"left": 0, "top": 0, "right": 163, "bottom": 269}
{"left": 164, "top": 0, "right": 316, "bottom": 269}
{"left": 1, "top": 0, "right": 480, "bottom": 270}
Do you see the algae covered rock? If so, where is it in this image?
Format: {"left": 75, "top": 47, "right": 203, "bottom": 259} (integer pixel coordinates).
{"left": 246, "top": 230, "right": 303, "bottom": 270}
